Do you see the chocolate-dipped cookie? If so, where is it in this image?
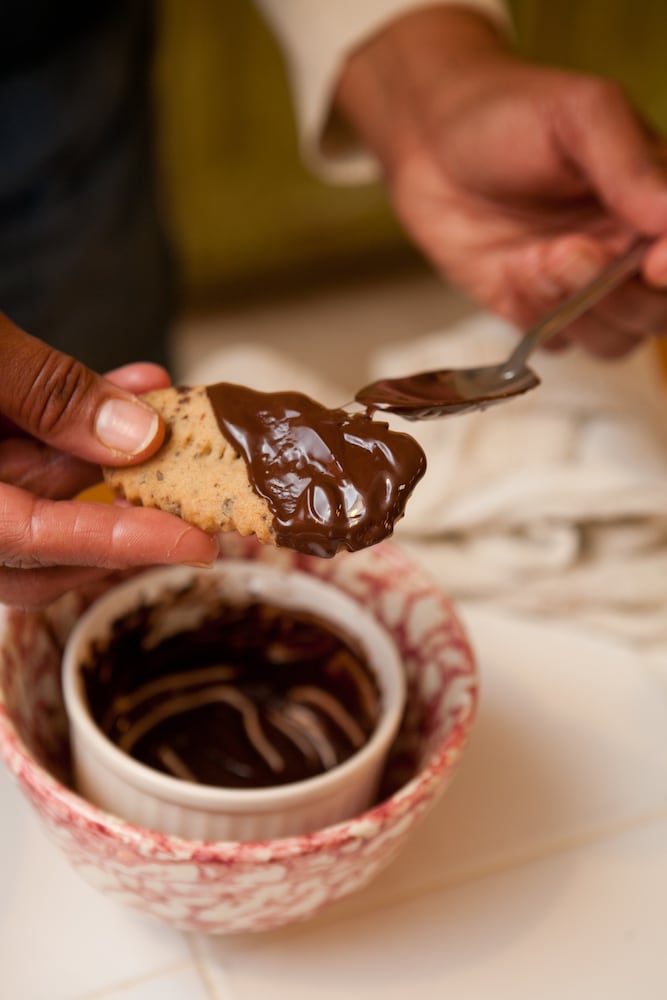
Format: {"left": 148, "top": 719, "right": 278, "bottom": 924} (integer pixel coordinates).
{"left": 104, "top": 382, "right": 426, "bottom": 557}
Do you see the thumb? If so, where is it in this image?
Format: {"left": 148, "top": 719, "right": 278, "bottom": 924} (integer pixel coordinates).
{"left": 556, "top": 77, "right": 667, "bottom": 235}
{"left": 1, "top": 313, "right": 165, "bottom": 465}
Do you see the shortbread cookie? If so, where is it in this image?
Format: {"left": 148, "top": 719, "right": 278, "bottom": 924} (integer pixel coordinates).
{"left": 104, "top": 381, "right": 426, "bottom": 557}
{"left": 103, "top": 385, "right": 275, "bottom": 544}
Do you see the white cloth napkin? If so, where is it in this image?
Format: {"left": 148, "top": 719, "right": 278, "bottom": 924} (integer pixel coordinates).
{"left": 370, "top": 314, "right": 667, "bottom": 645}
{"left": 180, "top": 314, "right": 667, "bottom": 646}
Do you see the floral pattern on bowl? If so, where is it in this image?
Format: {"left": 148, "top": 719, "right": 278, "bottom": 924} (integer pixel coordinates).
{"left": 0, "top": 536, "right": 477, "bottom": 934}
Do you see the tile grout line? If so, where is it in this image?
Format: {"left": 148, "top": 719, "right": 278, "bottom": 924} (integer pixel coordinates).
{"left": 81, "top": 803, "right": 667, "bottom": 991}
{"left": 313, "top": 802, "right": 667, "bottom": 930}
{"left": 187, "top": 931, "right": 238, "bottom": 1000}
{"left": 78, "top": 957, "right": 197, "bottom": 1000}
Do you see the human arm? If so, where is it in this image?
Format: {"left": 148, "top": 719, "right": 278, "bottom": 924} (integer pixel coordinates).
{"left": 253, "top": 0, "right": 510, "bottom": 179}
{"left": 254, "top": 1, "right": 667, "bottom": 354}
{"left": 0, "top": 313, "right": 218, "bottom": 609}
{"left": 332, "top": 6, "right": 667, "bottom": 356}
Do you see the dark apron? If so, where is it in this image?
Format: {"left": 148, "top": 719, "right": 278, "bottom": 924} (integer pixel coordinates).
{"left": 0, "top": 1, "right": 174, "bottom": 372}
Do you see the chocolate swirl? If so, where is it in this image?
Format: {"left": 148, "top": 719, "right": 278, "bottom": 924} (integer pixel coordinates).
{"left": 206, "top": 383, "right": 426, "bottom": 558}
{"left": 83, "top": 599, "right": 380, "bottom": 789}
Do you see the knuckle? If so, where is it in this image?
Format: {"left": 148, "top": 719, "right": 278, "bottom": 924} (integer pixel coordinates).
{"left": 0, "top": 491, "right": 36, "bottom": 566}
{"left": 595, "top": 76, "right": 625, "bottom": 106}
{"left": 20, "top": 353, "right": 93, "bottom": 439}
{"left": 558, "top": 75, "right": 627, "bottom": 135}
{"left": 576, "top": 74, "right": 627, "bottom": 113}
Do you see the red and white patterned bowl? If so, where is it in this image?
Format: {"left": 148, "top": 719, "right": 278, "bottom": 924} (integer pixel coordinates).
{"left": 62, "top": 560, "right": 407, "bottom": 842}
{"left": 0, "top": 535, "right": 477, "bottom": 935}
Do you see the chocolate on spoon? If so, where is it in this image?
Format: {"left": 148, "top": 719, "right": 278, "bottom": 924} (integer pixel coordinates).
{"left": 356, "top": 238, "right": 649, "bottom": 421}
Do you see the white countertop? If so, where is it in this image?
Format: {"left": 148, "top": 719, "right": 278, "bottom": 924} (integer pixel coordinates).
{"left": 2, "top": 604, "right": 666, "bottom": 999}
{"left": 2, "top": 271, "right": 667, "bottom": 998}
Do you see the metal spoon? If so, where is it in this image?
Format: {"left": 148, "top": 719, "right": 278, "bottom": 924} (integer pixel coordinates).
{"left": 355, "top": 237, "right": 651, "bottom": 420}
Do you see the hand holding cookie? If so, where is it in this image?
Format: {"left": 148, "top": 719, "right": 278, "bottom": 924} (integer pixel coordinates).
{"left": 0, "top": 314, "right": 219, "bottom": 609}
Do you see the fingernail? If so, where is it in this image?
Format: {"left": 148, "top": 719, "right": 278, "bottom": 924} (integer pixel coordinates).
{"left": 555, "top": 251, "right": 603, "bottom": 289}
{"left": 95, "top": 399, "right": 159, "bottom": 456}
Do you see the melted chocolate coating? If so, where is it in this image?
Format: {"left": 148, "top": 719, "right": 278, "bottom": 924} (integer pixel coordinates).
{"left": 206, "top": 383, "right": 426, "bottom": 558}
{"left": 82, "top": 597, "right": 380, "bottom": 789}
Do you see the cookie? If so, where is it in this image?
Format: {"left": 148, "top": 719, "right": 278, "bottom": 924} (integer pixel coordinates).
{"left": 104, "top": 381, "right": 427, "bottom": 558}
{"left": 103, "top": 385, "right": 275, "bottom": 544}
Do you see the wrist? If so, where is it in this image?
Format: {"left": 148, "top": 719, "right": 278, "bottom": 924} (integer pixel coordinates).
{"left": 334, "top": 6, "right": 513, "bottom": 175}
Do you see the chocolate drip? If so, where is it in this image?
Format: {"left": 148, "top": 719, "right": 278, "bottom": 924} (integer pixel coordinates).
{"left": 83, "top": 598, "right": 381, "bottom": 789}
{"left": 206, "top": 383, "right": 426, "bottom": 558}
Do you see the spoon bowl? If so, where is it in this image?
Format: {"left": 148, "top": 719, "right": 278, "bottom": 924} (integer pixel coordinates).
{"left": 355, "top": 362, "right": 540, "bottom": 421}
{"left": 356, "top": 238, "right": 649, "bottom": 420}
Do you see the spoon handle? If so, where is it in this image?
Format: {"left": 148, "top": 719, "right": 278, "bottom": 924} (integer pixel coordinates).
{"left": 506, "top": 236, "right": 652, "bottom": 373}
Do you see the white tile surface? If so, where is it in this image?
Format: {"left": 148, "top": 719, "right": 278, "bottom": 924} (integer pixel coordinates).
{"left": 191, "top": 606, "right": 667, "bottom": 998}
{"left": 199, "top": 604, "right": 667, "bottom": 932}
{"left": 0, "top": 769, "right": 193, "bottom": 1000}
{"left": 84, "top": 965, "right": 211, "bottom": 1000}
{"left": 3, "top": 598, "right": 666, "bottom": 999}
{"left": 196, "top": 814, "right": 667, "bottom": 1000}
{"left": 3, "top": 272, "right": 667, "bottom": 998}
{"left": 375, "top": 603, "right": 667, "bottom": 887}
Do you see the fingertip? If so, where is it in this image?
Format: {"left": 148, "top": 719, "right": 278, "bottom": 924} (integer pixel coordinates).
{"left": 97, "top": 366, "right": 170, "bottom": 465}
{"left": 104, "top": 363, "right": 172, "bottom": 393}
{"left": 168, "top": 526, "right": 221, "bottom": 567}
{"left": 642, "top": 238, "right": 667, "bottom": 288}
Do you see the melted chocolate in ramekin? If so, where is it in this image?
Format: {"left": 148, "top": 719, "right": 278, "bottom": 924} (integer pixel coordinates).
{"left": 82, "top": 593, "right": 381, "bottom": 789}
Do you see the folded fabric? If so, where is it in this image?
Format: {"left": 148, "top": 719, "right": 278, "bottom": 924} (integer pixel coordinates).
{"left": 370, "top": 314, "right": 667, "bottom": 645}
{"left": 179, "top": 316, "right": 667, "bottom": 646}
{"left": 180, "top": 341, "right": 345, "bottom": 408}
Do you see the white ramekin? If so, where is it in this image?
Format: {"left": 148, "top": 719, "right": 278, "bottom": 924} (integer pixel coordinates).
{"left": 62, "top": 561, "right": 406, "bottom": 842}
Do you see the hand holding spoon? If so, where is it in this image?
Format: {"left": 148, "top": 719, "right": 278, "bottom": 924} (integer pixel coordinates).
{"left": 355, "top": 238, "right": 651, "bottom": 420}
